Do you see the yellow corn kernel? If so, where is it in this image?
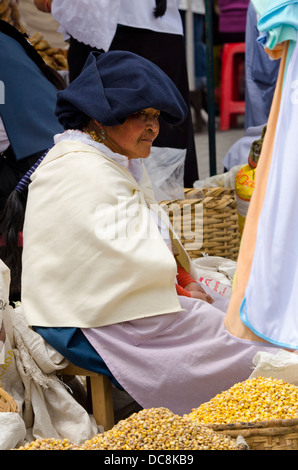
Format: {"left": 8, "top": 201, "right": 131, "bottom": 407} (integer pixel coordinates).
{"left": 188, "top": 377, "right": 298, "bottom": 425}
{"left": 80, "top": 407, "right": 238, "bottom": 450}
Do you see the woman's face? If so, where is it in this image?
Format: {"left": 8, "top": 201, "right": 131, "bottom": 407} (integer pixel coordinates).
{"left": 103, "top": 108, "right": 160, "bottom": 159}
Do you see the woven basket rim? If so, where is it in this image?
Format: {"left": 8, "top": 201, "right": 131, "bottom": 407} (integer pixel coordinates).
{"left": 159, "top": 186, "right": 235, "bottom": 203}
{"left": 0, "top": 387, "right": 19, "bottom": 413}
{"left": 208, "top": 416, "right": 298, "bottom": 432}
{"left": 160, "top": 187, "right": 236, "bottom": 205}
{"left": 159, "top": 186, "right": 240, "bottom": 262}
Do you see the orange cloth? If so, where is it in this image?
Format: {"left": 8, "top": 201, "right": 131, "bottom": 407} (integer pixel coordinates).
{"left": 176, "top": 284, "right": 191, "bottom": 297}
{"left": 176, "top": 265, "right": 196, "bottom": 287}
{"left": 175, "top": 265, "right": 196, "bottom": 297}
{"left": 224, "top": 41, "right": 289, "bottom": 341}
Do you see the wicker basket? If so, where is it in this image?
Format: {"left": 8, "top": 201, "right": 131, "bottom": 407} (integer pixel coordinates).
{"left": 209, "top": 418, "right": 298, "bottom": 450}
{"left": 0, "top": 387, "right": 19, "bottom": 413}
{"left": 160, "top": 187, "right": 240, "bottom": 261}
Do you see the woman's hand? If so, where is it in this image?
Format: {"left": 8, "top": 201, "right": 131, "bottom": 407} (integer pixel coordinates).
{"left": 184, "top": 282, "right": 214, "bottom": 304}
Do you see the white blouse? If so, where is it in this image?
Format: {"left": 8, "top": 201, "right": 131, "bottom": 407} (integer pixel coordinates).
{"left": 51, "top": 0, "right": 183, "bottom": 50}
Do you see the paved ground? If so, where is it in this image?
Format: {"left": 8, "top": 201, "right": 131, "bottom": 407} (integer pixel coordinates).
{"left": 194, "top": 117, "right": 245, "bottom": 182}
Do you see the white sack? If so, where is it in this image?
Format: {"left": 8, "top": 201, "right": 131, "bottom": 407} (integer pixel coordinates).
{"left": 0, "top": 413, "right": 26, "bottom": 450}
{"left": 250, "top": 349, "right": 298, "bottom": 387}
{"left": 0, "top": 260, "right": 98, "bottom": 447}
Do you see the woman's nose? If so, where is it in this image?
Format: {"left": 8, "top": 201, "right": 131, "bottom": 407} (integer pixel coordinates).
{"left": 146, "top": 117, "right": 159, "bottom": 132}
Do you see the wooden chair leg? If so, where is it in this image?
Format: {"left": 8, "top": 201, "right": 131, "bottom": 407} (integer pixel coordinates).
{"left": 89, "top": 374, "right": 114, "bottom": 431}
{"left": 60, "top": 363, "right": 114, "bottom": 430}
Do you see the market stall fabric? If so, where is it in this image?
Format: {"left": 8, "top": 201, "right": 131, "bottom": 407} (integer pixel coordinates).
{"left": 225, "top": 0, "right": 298, "bottom": 349}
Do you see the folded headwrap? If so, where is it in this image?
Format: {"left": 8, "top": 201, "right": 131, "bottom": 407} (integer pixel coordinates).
{"left": 56, "top": 50, "right": 187, "bottom": 129}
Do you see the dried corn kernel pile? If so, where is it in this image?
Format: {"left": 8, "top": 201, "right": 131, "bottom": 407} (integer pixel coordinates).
{"left": 80, "top": 407, "right": 237, "bottom": 450}
{"left": 16, "top": 438, "right": 78, "bottom": 450}
{"left": 188, "top": 377, "right": 298, "bottom": 425}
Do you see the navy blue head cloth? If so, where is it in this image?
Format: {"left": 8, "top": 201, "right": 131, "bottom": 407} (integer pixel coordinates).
{"left": 56, "top": 50, "right": 187, "bottom": 129}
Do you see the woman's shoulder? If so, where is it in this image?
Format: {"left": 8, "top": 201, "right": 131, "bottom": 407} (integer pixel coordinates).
{"left": 40, "top": 135, "right": 113, "bottom": 169}
{"left": 32, "top": 135, "right": 138, "bottom": 193}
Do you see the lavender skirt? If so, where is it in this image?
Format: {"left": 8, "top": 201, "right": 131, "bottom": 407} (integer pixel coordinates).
{"left": 81, "top": 291, "right": 278, "bottom": 415}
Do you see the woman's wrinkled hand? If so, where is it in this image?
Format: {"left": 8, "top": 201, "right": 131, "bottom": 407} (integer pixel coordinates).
{"left": 184, "top": 282, "right": 214, "bottom": 304}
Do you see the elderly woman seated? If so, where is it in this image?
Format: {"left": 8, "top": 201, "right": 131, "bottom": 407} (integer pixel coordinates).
{"left": 2, "top": 50, "right": 279, "bottom": 415}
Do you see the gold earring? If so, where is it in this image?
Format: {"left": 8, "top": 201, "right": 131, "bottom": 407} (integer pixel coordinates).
{"left": 86, "top": 129, "right": 106, "bottom": 143}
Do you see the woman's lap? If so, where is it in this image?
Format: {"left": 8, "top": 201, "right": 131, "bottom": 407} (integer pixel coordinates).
{"left": 34, "top": 294, "right": 278, "bottom": 415}
{"left": 82, "top": 296, "right": 279, "bottom": 414}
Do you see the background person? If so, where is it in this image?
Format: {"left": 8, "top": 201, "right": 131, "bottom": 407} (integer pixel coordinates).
{"left": 0, "top": 19, "right": 65, "bottom": 298}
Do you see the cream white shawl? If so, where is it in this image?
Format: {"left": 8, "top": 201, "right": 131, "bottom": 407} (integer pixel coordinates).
{"left": 21, "top": 139, "right": 191, "bottom": 328}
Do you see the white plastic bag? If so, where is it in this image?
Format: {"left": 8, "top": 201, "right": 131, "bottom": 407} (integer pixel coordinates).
{"left": 250, "top": 349, "right": 298, "bottom": 387}
{"left": 193, "top": 165, "right": 242, "bottom": 190}
{"left": 144, "top": 146, "right": 186, "bottom": 201}
{"left": 191, "top": 255, "right": 236, "bottom": 285}
{"left": 191, "top": 256, "right": 236, "bottom": 300}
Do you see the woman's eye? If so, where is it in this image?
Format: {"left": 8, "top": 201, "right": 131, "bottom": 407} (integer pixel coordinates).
{"left": 134, "top": 110, "right": 160, "bottom": 120}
